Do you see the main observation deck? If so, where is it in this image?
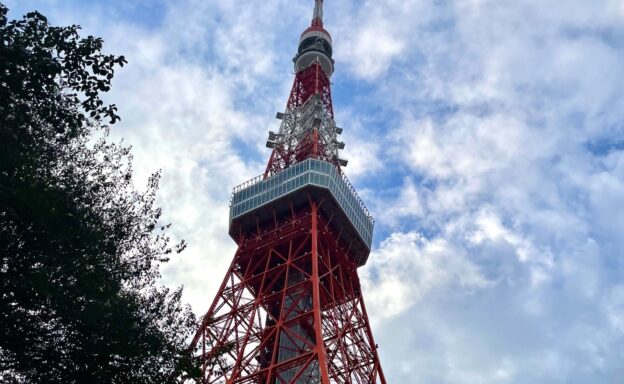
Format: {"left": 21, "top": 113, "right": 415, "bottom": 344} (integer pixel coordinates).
{"left": 229, "top": 158, "right": 374, "bottom": 267}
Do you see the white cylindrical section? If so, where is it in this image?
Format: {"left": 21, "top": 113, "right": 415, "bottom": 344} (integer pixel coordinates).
{"left": 313, "top": 0, "right": 323, "bottom": 21}
{"left": 295, "top": 51, "right": 334, "bottom": 77}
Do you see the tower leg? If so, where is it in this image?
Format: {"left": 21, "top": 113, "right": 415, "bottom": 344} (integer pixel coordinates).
{"left": 311, "top": 200, "right": 331, "bottom": 383}
{"left": 191, "top": 199, "right": 385, "bottom": 384}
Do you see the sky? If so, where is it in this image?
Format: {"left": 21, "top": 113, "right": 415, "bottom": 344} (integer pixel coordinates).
{"left": 5, "top": 0, "right": 624, "bottom": 382}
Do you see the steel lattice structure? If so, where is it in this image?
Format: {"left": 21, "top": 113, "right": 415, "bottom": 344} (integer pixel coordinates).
{"left": 190, "top": 1, "right": 386, "bottom": 383}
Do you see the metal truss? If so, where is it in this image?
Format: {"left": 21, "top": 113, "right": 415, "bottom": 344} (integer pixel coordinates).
{"left": 190, "top": 197, "right": 386, "bottom": 384}
{"left": 265, "top": 62, "right": 344, "bottom": 177}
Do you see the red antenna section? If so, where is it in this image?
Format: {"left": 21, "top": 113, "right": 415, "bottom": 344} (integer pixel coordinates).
{"left": 264, "top": 62, "right": 338, "bottom": 178}
{"left": 189, "top": 1, "right": 386, "bottom": 383}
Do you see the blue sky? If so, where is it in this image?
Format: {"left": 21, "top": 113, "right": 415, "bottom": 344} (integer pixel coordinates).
{"left": 6, "top": 0, "right": 624, "bottom": 382}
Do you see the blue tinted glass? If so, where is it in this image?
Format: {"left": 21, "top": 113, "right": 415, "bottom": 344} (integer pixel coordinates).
{"left": 229, "top": 160, "right": 373, "bottom": 248}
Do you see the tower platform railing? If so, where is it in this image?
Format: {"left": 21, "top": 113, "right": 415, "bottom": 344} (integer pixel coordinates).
{"left": 229, "top": 158, "right": 374, "bottom": 248}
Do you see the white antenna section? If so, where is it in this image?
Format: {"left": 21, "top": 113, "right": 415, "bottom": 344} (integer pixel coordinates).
{"left": 312, "top": 0, "right": 323, "bottom": 24}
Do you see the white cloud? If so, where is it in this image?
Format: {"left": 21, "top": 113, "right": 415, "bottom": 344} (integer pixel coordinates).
{"left": 606, "top": 285, "right": 624, "bottom": 334}
{"left": 353, "top": 0, "right": 624, "bottom": 381}
{"left": 8, "top": 0, "right": 624, "bottom": 382}
{"left": 333, "top": 0, "right": 425, "bottom": 80}
{"left": 363, "top": 231, "right": 489, "bottom": 320}
{"left": 374, "top": 177, "right": 425, "bottom": 226}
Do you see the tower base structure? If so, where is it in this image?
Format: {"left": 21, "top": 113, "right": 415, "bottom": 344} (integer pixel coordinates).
{"left": 192, "top": 196, "right": 385, "bottom": 383}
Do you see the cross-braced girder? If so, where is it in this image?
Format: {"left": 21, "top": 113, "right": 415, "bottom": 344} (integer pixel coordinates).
{"left": 265, "top": 62, "right": 343, "bottom": 177}
{"left": 190, "top": 198, "right": 385, "bottom": 384}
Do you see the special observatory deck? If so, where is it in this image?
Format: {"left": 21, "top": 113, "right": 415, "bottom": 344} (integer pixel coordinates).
{"left": 229, "top": 158, "right": 374, "bottom": 265}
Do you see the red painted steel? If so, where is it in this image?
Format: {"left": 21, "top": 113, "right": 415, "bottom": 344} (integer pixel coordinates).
{"left": 264, "top": 62, "right": 336, "bottom": 177}
{"left": 191, "top": 198, "right": 386, "bottom": 383}
{"left": 287, "top": 61, "right": 334, "bottom": 119}
{"left": 190, "top": 1, "right": 385, "bottom": 382}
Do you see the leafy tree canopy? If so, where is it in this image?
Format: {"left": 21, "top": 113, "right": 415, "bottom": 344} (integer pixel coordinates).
{"left": 0, "top": 4, "right": 199, "bottom": 383}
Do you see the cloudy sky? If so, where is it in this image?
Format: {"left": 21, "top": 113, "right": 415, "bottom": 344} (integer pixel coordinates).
{"left": 6, "top": 0, "right": 624, "bottom": 382}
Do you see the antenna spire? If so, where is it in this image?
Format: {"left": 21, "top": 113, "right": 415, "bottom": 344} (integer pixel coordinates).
{"left": 312, "top": 0, "right": 323, "bottom": 27}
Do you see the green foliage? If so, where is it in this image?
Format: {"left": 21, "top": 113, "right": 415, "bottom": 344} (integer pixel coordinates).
{"left": 0, "top": 4, "right": 199, "bottom": 383}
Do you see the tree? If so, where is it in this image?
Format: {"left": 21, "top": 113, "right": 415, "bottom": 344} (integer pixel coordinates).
{"left": 0, "top": 5, "right": 199, "bottom": 383}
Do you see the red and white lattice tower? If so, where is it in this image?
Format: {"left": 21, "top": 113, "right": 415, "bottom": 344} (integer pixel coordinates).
{"left": 191, "top": 1, "right": 386, "bottom": 383}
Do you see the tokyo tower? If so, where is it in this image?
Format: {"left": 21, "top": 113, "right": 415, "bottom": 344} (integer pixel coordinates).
{"left": 190, "top": 1, "right": 387, "bottom": 383}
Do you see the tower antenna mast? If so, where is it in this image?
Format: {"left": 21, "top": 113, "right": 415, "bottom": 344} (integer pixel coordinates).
{"left": 312, "top": 0, "right": 323, "bottom": 26}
